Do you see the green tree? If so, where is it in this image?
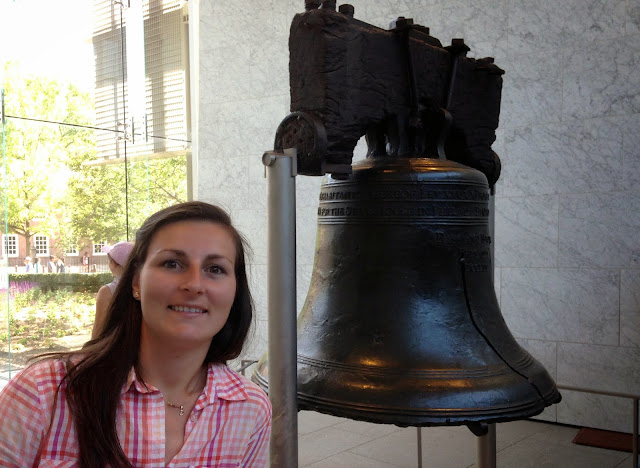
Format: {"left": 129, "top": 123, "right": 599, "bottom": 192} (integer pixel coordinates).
{"left": 66, "top": 155, "right": 188, "bottom": 244}
{"left": 2, "top": 62, "right": 95, "bottom": 255}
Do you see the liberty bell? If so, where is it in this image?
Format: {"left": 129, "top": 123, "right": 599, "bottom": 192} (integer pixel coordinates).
{"left": 253, "top": 3, "right": 560, "bottom": 428}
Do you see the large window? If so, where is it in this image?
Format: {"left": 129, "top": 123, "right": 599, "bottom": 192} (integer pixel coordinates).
{"left": 2, "top": 235, "right": 18, "bottom": 258}
{"left": 34, "top": 235, "right": 49, "bottom": 257}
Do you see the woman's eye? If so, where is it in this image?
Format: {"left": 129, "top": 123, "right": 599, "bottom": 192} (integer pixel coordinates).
{"left": 162, "top": 260, "right": 180, "bottom": 269}
{"left": 206, "top": 265, "right": 225, "bottom": 275}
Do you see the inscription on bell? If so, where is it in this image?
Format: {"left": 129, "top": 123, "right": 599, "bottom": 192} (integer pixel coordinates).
{"left": 420, "top": 188, "right": 489, "bottom": 201}
{"left": 460, "top": 249, "right": 491, "bottom": 272}
{"left": 317, "top": 204, "right": 490, "bottom": 218}
{"left": 320, "top": 187, "right": 490, "bottom": 202}
{"left": 436, "top": 233, "right": 492, "bottom": 248}
{"left": 319, "top": 191, "right": 361, "bottom": 201}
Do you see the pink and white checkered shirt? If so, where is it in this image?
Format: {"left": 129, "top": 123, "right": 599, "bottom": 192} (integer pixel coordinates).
{"left": 0, "top": 359, "right": 271, "bottom": 467}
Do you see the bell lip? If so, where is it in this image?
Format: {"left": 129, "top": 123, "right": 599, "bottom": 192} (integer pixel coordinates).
{"left": 293, "top": 382, "right": 561, "bottom": 422}
{"left": 252, "top": 361, "right": 563, "bottom": 427}
{"left": 295, "top": 390, "right": 561, "bottom": 427}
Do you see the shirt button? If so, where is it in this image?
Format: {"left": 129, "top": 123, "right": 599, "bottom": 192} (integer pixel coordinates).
{"left": 190, "top": 414, "right": 197, "bottom": 422}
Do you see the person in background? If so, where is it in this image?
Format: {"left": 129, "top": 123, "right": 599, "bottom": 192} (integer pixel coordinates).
{"left": 56, "top": 256, "right": 66, "bottom": 273}
{"left": 33, "top": 257, "right": 41, "bottom": 273}
{"left": 24, "top": 256, "right": 32, "bottom": 273}
{"left": 0, "top": 201, "right": 272, "bottom": 466}
{"left": 91, "top": 241, "right": 134, "bottom": 339}
{"left": 47, "top": 256, "right": 57, "bottom": 273}
{"left": 82, "top": 252, "right": 89, "bottom": 272}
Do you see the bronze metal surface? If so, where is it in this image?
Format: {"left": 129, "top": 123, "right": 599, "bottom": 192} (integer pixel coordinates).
{"left": 254, "top": 157, "right": 560, "bottom": 427}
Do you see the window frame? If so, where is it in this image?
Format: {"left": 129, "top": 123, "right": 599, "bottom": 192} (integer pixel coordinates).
{"left": 93, "top": 241, "right": 107, "bottom": 256}
{"left": 34, "top": 235, "right": 50, "bottom": 257}
{"left": 2, "top": 234, "right": 19, "bottom": 258}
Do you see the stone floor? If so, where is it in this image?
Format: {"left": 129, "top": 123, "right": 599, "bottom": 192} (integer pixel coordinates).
{"left": 297, "top": 410, "right": 635, "bottom": 468}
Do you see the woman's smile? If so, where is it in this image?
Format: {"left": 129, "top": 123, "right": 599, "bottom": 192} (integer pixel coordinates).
{"left": 169, "top": 305, "right": 208, "bottom": 314}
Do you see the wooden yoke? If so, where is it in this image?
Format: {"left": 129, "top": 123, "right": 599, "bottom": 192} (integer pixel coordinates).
{"left": 274, "top": 1, "right": 504, "bottom": 188}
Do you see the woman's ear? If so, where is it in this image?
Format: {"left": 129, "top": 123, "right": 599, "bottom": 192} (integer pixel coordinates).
{"left": 132, "top": 272, "right": 140, "bottom": 298}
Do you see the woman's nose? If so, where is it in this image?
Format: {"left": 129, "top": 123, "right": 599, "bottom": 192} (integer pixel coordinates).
{"left": 180, "top": 266, "right": 204, "bottom": 293}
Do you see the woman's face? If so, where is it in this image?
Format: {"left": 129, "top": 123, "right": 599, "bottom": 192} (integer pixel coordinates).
{"left": 132, "top": 220, "right": 237, "bottom": 351}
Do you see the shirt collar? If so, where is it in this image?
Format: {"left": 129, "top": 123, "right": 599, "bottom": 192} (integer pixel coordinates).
{"left": 204, "top": 363, "right": 249, "bottom": 403}
{"left": 122, "top": 366, "right": 148, "bottom": 395}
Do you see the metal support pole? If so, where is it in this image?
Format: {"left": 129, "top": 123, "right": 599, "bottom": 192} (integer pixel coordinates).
{"left": 263, "top": 148, "right": 298, "bottom": 467}
{"left": 416, "top": 427, "right": 423, "bottom": 468}
{"left": 477, "top": 424, "right": 497, "bottom": 468}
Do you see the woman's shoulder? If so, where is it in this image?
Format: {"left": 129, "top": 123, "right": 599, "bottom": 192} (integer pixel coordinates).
{"left": 19, "top": 358, "right": 67, "bottom": 377}
{"left": 4, "top": 358, "right": 69, "bottom": 397}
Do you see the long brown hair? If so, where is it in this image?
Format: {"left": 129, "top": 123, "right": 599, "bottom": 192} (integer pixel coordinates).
{"left": 52, "top": 202, "right": 254, "bottom": 467}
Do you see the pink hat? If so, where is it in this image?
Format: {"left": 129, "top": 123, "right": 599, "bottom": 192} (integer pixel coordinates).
{"left": 102, "top": 241, "right": 134, "bottom": 266}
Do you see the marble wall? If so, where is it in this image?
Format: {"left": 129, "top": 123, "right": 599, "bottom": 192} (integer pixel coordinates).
{"left": 193, "top": 0, "right": 640, "bottom": 432}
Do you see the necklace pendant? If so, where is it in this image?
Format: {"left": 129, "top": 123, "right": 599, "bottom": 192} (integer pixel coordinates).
{"left": 179, "top": 405, "right": 184, "bottom": 416}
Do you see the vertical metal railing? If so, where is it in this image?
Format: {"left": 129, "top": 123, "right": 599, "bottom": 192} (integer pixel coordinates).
{"left": 556, "top": 385, "right": 639, "bottom": 468}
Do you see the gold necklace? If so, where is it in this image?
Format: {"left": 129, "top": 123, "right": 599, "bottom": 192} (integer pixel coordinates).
{"left": 165, "top": 400, "right": 187, "bottom": 416}
{"left": 164, "top": 367, "right": 206, "bottom": 417}
{"left": 165, "top": 390, "right": 200, "bottom": 416}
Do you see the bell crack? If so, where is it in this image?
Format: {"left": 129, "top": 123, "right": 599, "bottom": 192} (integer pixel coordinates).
{"left": 458, "top": 256, "right": 546, "bottom": 402}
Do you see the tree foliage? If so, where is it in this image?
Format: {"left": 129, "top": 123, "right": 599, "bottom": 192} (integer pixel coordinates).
{"left": 2, "top": 61, "right": 94, "bottom": 254}
{"left": 66, "top": 156, "right": 187, "bottom": 244}
{"left": 2, "top": 62, "right": 188, "bottom": 254}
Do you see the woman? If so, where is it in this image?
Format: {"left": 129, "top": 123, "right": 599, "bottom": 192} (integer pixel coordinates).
{"left": 56, "top": 256, "right": 66, "bottom": 273}
{"left": 0, "top": 202, "right": 272, "bottom": 467}
{"left": 24, "top": 256, "right": 32, "bottom": 272}
{"left": 91, "top": 240, "right": 134, "bottom": 339}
